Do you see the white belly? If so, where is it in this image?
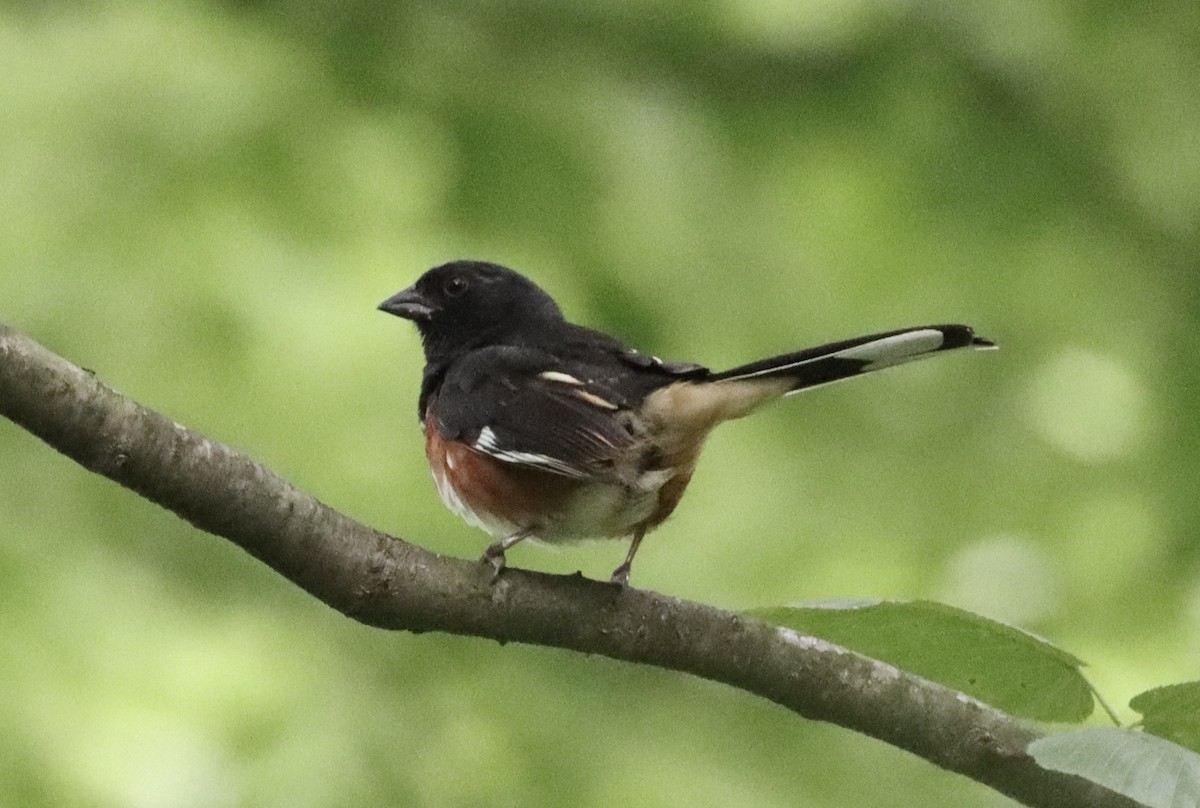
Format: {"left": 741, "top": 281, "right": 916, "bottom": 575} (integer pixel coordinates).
{"left": 431, "top": 466, "right": 672, "bottom": 542}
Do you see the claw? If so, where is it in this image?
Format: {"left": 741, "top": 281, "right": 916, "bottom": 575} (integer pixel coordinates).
{"left": 609, "top": 562, "right": 631, "bottom": 586}
{"left": 609, "top": 528, "right": 644, "bottom": 586}
{"left": 480, "top": 530, "right": 531, "bottom": 581}
{"left": 481, "top": 544, "right": 507, "bottom": 580}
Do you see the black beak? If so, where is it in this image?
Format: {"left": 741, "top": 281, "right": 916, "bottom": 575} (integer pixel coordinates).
{"left": 378, "top": 286, "right": 436, "bottom": 322}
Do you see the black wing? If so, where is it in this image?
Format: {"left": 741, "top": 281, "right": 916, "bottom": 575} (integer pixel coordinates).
{"left": 429, "top": 345, "right": 651, "bottom": 479}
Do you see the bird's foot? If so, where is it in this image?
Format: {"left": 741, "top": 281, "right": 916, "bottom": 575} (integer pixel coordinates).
{"left": 609, "top": 562, "right": 632, "bottom": 587}
{"left": 481, "top": 544, "right": 507, "bottom": 581}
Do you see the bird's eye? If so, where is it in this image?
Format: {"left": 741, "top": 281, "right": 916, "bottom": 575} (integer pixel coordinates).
{"left": 444, "top": 276, "right": 468, "bottom": 297}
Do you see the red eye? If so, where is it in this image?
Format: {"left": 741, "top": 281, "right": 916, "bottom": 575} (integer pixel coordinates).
{"left": 444, "top": 276, "right": 468, "bottom": 297}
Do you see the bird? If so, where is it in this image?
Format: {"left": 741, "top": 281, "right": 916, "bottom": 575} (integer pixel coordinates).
{"left": 379, "top": 260, "right": 994, "bottom": 585}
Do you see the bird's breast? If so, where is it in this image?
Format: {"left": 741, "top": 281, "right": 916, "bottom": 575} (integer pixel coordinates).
{"left": 423, "top": 426, "right": 692, "bottom": 542}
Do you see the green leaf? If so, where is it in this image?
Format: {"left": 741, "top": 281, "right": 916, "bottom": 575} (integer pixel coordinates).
{"left": 1029, "top": 728, "right": 1200, "bottom": 808}
{"left": 1132, "top": 682, "right": 1200, "bottom": 755}
{"left": 750, "top": 599, "right": 1093, "bottom": 722}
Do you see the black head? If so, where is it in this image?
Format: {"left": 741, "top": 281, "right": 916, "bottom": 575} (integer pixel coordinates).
{"left": 379, "top": 261, "right": 564, "bottom": 361}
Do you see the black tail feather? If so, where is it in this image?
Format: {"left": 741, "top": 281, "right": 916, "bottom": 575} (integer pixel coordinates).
{"left": 710, "top": 324, "right": 993, "bottom": 395}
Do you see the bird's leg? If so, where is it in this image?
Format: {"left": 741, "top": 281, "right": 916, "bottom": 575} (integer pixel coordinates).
{"left": 481, "top": 530, "right": 530, "bottom": 580}
{"left": 609, "top": 528, "right": 647, "bottom": 586}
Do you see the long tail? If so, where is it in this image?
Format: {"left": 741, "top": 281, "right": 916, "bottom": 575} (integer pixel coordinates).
{"left": 709, "top": 324, "right": 994, "bottom": 395}
{"left": 640, "top": 325, "right": 994, "bottom": 456}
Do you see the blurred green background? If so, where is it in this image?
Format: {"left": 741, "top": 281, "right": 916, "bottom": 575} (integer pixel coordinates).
{"left": 2, "top": 1, "right": 1197, "bottom": 806}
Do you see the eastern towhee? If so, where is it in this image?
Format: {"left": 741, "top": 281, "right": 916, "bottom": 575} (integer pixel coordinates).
{"left": 380, "top": 261, "right": 993, "bottom": 584}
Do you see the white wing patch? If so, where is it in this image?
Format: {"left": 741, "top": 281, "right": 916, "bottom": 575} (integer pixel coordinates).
{"left": 475, "top": 425, "right": 502, "bottom": 452}
{"left": 473, "top": 426, "right": 590, "bottom": 478}
{"left": 538, "top": 370, "right": 584, "bottom": 385}
{"left": 537, "top": 370, "right": 619, "bottom": 410}
{"left": 570, "top": 389, "right": 619, "bottom": 410}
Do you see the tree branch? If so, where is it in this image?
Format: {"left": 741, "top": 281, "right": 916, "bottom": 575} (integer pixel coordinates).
{"left": 0, "top": 322, "right": 1136, "bottom": 808}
